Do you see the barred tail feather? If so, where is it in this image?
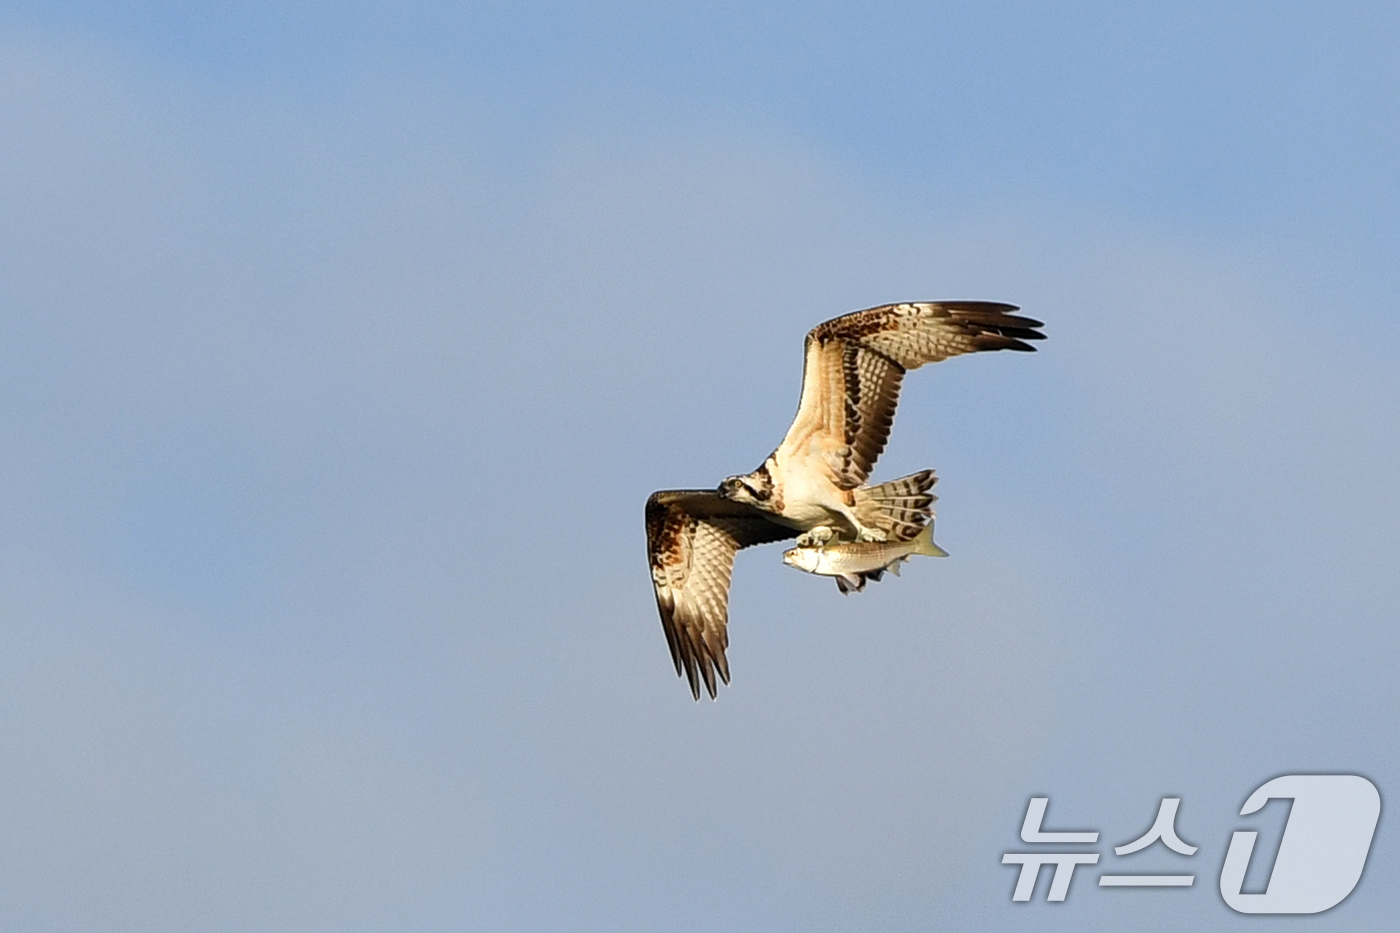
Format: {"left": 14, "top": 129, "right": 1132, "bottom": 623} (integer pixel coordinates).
{"left": 852, "top": 469, "right": 938, "bottom": 541}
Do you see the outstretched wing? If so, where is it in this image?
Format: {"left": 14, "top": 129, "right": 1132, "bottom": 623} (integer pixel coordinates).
{"left": 645, "top": 490, "right": 797, "bottom": 700}
{"left": 776, "top": 301, "right": 1044, "bottom": 488}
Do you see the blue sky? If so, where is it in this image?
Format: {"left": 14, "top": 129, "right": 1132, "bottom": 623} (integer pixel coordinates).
{"left": 2, "top": 3, "right": 1398, "bottom": 930}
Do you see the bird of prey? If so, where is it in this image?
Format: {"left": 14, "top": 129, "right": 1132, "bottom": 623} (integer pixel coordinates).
{"left": 645, "top": 301, "right": 1044, "bottom": 699}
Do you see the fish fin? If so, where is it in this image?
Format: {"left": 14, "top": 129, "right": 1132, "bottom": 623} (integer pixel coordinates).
{"left": 835, "top": 573, "right": 865, "bottom": 594}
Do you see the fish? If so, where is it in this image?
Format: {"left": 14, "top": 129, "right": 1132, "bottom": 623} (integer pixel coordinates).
{"left": 781, "top": 523, "right": 949, "bottom": 594}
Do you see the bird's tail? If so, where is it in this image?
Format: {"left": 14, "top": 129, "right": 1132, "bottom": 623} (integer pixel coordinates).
{"left": 852, "top": 469, "right": 937, "bottom": 541}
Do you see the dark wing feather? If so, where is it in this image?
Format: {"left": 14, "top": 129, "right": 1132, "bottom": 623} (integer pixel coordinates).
{"left": 799, "top": 301, "right": 1044, "bottom": 486}
{"left": 645, "top": 490, "right": 796, "bottom": 700}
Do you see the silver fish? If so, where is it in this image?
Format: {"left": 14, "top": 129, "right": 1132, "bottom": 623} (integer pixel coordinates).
{"left": 781, "top": 523, "right": 949, "bottom": 594}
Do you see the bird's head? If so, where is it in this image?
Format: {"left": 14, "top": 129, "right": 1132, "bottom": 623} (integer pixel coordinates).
{"left": 718, "top": 470, "right": 772, "bottom": 506}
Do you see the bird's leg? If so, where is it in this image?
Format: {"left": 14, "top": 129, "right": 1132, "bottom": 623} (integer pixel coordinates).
{"left": 855, "top": 524, "right": 889, "bottom": 542}
{"left": 795, "top": 525, "right": 838, "bottom": 547}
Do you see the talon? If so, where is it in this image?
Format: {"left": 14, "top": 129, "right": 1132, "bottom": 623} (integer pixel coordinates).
{"left": 856, "top": 527, "right": 888, "bottom": 542}
{"left": 796, "top": 526, "right": 837, "bottom": 547}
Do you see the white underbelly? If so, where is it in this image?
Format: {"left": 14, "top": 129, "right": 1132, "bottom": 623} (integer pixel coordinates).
{"left": 775, "top": 456, "right": 853, "bottom": 530}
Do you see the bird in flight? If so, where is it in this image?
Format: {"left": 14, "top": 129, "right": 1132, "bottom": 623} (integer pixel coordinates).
{"left": 645, "top": 301, "right": 1044, "bottom": 699}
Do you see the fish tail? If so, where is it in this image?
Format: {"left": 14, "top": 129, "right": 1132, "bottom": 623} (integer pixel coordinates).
{"left": 911, "top": 523, "right": 950, "bottom": 558}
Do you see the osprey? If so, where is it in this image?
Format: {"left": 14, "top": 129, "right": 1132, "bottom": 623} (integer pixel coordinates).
{"left": 646, "top": 301, "right": 1044, "bottom": 699}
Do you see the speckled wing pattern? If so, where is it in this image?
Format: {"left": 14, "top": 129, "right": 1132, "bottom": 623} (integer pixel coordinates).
{"left": 781, "top": 302, "right": 1045, "bottom": 488}
{"left": 645, "top": 491, "right": 797, "bottom": 699}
